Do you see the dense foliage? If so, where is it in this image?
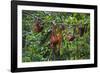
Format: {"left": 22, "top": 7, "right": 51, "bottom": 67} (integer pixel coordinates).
{"left": 22, "top": 10, "right": 90, "bottom": 62}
